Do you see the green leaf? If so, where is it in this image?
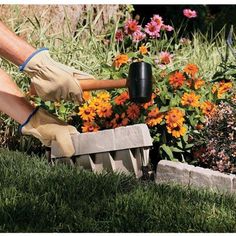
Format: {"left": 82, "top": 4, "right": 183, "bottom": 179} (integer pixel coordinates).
{"left": 160, "top": 144, "right": 174, "bottom": 160}
{"left": 159, "top": 106, "right": 169, "bottom": 112}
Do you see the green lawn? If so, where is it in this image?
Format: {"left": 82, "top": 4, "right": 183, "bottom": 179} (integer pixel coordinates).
{"left": 0, "top": 149, "right": 236, "bottom": 233}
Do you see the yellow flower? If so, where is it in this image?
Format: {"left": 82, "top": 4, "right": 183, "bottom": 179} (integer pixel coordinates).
{"left": 200, "top": 101, "right": 216, "bottom": 117}
{"left": 181, "top": 92, "right": 200, "bottom": 107}
{"left": 165, "top": 108, "right": 185, "bottom": 128}
{"left": 146, "top": 107, "right": 164, "bottom": 127}
{"left": 89, "top": 98, "right": 103, "bottom": 111}
{"left": 167, "top": 124, "right": 187, "bottom": 138}
{"left": 194, "top": 78, "right": 205, "bottom": 90}
{"left": 82, "top": 122, "right": 100, "bottom": 133}
{"left": 96, "top": 91, "right": 111, "bottom": 102}
{"left": 139, "top": 44, "right": 148, "bottom": 55}
{"left": 96, "top": 103, "right": 113, "bottom": 118}
{"left": 218, "top": 82, "right": 233, "bottom": 98}
{"left": 78, "top": 104, "right": 96, "bottom": 121}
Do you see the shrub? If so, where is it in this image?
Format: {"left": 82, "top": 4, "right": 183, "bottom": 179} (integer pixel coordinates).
{"left": 193, "top": 98, "right": 236, "bottom": 173}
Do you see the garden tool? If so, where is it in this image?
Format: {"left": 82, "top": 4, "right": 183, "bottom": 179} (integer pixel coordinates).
{"left": 24, "top": 49, "right": 153, "bottom": 104}
{"left": 19, "top": 106, "right": 78, "bottom": 157}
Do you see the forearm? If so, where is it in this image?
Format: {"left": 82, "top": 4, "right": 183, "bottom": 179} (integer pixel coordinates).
{"left": 0, "top": 68, "right": 34, "bottom": 124}
{"left": 0, "top": 21, "right": 36, "bottom": 66}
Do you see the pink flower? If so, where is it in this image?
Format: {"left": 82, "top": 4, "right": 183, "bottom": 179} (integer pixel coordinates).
{"left": 115, "top": 29, "right": 124, "bottom": 42}
{"left": 159, "top": 51, "right": 173, "bottom": 65}
{"left": 145, "top": 21, "right": 161, "bottom": 38}
{"left": 151, "top": 14, "right": 164, "bottom": 27}
{"left": 183, "top": 9, "right": 197, "bottom": 18}
{"left": 162, "top": 24, "right": 174, "bottom": 32}
{"left": 132, "top": 30, "right": 146, "bottom": 43}
{"left": 124, "top": 19, "right": 141, "bottom": 35}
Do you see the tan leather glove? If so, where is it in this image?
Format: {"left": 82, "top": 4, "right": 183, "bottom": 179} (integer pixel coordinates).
{"left": 20, "top": 48, "right": 95, "bottom": 103}
{"left": 20, "top": 107, "right": 78, "bottom": 157}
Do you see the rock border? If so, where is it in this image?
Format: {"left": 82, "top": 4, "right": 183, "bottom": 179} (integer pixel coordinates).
{"left": 155, "top": 160, "right": 236, "bottom": 193}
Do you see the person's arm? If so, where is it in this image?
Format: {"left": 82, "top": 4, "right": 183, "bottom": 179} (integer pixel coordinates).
{"left": 0, "top": 67, "right": 77, "bottom": 157}
{"left": 0, "top": 21, "right": 35, "bottom": 66}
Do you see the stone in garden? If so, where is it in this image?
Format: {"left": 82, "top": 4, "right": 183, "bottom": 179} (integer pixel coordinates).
{"left": 155, "top": 160, "right": 191, "bottom": 186}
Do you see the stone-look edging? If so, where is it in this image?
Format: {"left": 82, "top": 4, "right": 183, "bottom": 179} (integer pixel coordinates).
{"left": 50, "top": 124, "right": 153, "bottom": 178}
{"left": 155, "top": 160, "right": 236, "bottom": 193}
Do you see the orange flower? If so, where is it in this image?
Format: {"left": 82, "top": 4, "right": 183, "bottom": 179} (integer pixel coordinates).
{"left": 96, "top": 91, "right": 111, "bottom": 102}
{"left": 127, "top": 103, "right": 141, "bottom": 120}
{"left": 183, "top": 63, "right": 199, "bottom": 76}
{"left": 146, "top": 107, "right": 164, "bottom": 127}
{"left": 139, "top": 44, "right": 148, "bottom": 55}
{"left": 78, "top": 104, "right": 96, "bottom": 121}
{"left": 165, "top": 108, "right": 185, "bottom": 128}
{"left": 114, "top": 91, "right": 129, "bottom": 105}
{"left": 200, "top": 101, "right": 216, "bottom": 117}
{"left": 96, "top": 103, "right": 113, "bottom": 118}
{"left": 194, "top": 78, "right": 205, "bottom": 90}
{"left": 169, "top": 71, "right": 185, "bottom": 89}
{"left": 82, "top": 122, "right": 100, "bottom": 133}
{"left": 110, "top": 113, "right": 129, "bottom": 128}
{"left": 167, "top": 124, "right": 187, "bottom": 138}
{"left": 142, "top": 93, "right": 156, "bottom": 109}
{"left": 82, "top": 91, "right": 91, "bottom": 101}
{"left": 218, "top": 81, "right": 233, "bottom": 98}
{"left": 181, "top": 92, "right": 200, "bottom": 107}
{"left": 113, "top": 54, "right": 129, "bottom": 68}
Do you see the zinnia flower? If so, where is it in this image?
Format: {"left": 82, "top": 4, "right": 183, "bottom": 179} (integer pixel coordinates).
{"left": 151, "top": 14, "right": 164, "bottom": 27}
{"left": 78, "top": 104, "right": 96, "bottom": 121}
{"left": 183, "top": 63, "right": 199, "bottom": 76}
{"left": 124, "top": 19, "right": 141, "bottom": 35}
{"left": 82, "top": 122, "right": 100, "bottom": 133}
{"left": 165, "top": 108, "right": 185, "bottom": 128}
{"left": 96, "top": 103, "right": 113, "bottom": 118}
{"left": 201, "top": 101, "right": 216, "bottom": 117}
{"left": 132, "top": 30, "right": 146, "bottom": 43}
{"left": 159, "top": 51, "right": 173, "bottom": 65}
{"left": 114, "top": 91, "right": 129, "bottom": 105}
{"left": 82, "top": 91, "right": 91, "bottom": 101}
{"left": 146, "top": 107, "right": 164, "bottom": 127}
{"left": 145, "top": 21, "right": 161, "bottom": 38}
{"left": 115, "top": 29, "right": 124, "bottom": 42}
{"left": 183, "top": 9, "right": 197, "bottom": 18}
{"left": 194, "top": 78, "right": 205, "bottom": 90}
{"left": 162, "top": 24, "right": 174, "bottom": 31}
{"left": 96, "top": 91, "right": 111, "bottom": 102}
{"left": 111, "top": 113, "right": 129, "bottom": 128}
{"left": 181, "top": 92, "right": 200, "bottom": 107}
{"left": 169, "top": 71, "right": 185, "bottom": 89}
{"left": 167, "top": 123, "right": 187, "bottom": 138}
{"left": 127, "top": 103, "right": 141, "bottom": 120}
{"left": 113, "top": 54, "right": 129, "bottom": 69}
{"left": 218, "top": 81, "right": 233, "bottom": 98}
{"left": 139, "top": 44, "right": 148, "bottom": 55}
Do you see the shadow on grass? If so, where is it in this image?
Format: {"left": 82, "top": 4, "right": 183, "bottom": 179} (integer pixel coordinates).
{"left": 0, "top": 148, "right": 236, "bottom": 233}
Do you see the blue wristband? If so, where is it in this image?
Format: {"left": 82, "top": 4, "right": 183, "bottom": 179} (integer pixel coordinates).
{"left": 19, "top": 47, "right": 49, "bottom": 72}
{"left": 19, "top": 106, "right": 40, "bottom": 134}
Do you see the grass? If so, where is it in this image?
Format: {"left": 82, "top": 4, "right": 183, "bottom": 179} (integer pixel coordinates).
{"left": 1, "top": 149, "right": 236, "bottom": 232}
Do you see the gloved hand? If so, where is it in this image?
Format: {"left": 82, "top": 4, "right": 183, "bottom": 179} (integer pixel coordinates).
{"left": 20, "top": 107, "right": 78, "bottom": 157}
{"left": 19, "top": 48, "right": 95, "bottom": 103}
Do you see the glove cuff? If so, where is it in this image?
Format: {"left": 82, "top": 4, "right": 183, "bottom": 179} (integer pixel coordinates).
{"left": 19, "top": 106, "right": 40, "bottom": 134}
{"left": 19, "top": 48, "right": 49, "bottom": 72}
